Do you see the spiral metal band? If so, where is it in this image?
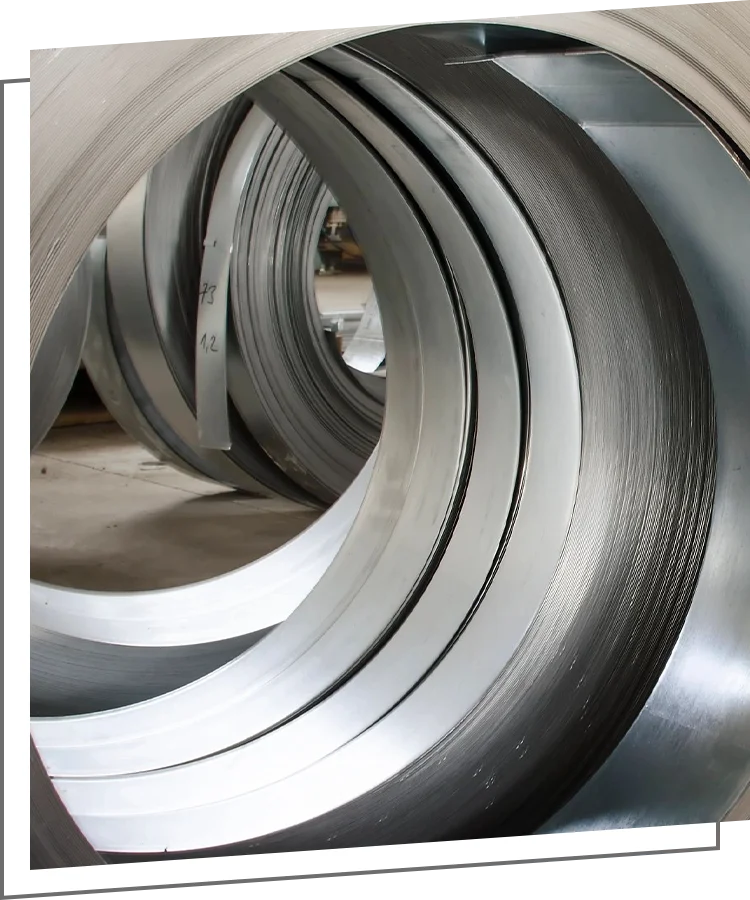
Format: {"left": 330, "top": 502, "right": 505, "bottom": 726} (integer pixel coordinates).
{"left": 28, "top": 3, "right": 749, "bottom": 868}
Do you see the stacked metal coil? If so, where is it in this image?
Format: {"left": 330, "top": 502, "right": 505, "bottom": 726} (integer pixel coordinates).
{"left": 29, "top": 6, "right": 750, "bottom": 870}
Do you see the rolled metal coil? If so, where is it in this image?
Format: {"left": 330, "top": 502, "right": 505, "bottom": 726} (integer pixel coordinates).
{"left": 230, "top": 121, "right": 383, "bottom": 502}
{"left": 28, "top": 4, "right": 750, "bottom": 868}
{"left": 44, "top": 35, "right": 713, "bottom": 856}
{"left": 97, "top": 98, "right": 384, "bottom": 505}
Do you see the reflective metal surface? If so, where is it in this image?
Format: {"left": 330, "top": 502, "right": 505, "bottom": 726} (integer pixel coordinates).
{"left": 194, "top": 106, "right": 273, "bottom": 452}
{"left": 492, "top": 50, "right": 750, "bottom": 830}
{"left": 28, "top": 4, "right": 750, "bottom": 869}
{"left": 30, "top": 455, "right": 373, "bottom": 714}
{"left": 106, "top": 177, "right": 259, "bottom": 490}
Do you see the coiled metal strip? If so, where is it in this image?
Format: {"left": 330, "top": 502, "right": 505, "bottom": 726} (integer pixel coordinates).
{"left": 35, "top": 57, "right": 568, "bottom": 854}
{"left": 345, "top": 28, "right": 714, "bottom": 836}
{"left": 37, "top": 32, "right": 716, "bottom": 852}
{"left": 26, "top": 4, "right": 747, "bottom": 864}
{"left": 33, "top": 59, "right": 492, "bottom": 785}
{"left": 492, "top": 46, "right": 750, "bottom": 833}
{"left": 230, "top": 126, "right": 382, "bottom": 502}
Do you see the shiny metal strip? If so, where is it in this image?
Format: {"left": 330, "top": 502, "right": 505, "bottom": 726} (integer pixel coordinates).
{"left": 195, "top": 106, "right": 276, "bottom": 450}
{"left": 30, "top": 629, "right": 271, "bottom": 718}
{"left": 313, "top": 32, "right": 714, "bottom": 838}
{"left": 30, "top": 455, "right": 373, "bottom": 714}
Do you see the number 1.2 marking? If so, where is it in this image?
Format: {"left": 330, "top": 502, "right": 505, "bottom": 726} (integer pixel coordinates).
{"left": 200, "top": 333, "right": 219, "bottom": 353}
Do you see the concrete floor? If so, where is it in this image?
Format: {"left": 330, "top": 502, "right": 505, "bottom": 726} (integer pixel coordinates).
{"left": 31, "top": 424, "right": 320, "bottom": 592}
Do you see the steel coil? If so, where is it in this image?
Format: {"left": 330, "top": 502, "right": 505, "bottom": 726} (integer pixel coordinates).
{"left": 29, "top": 4, "right": 750, "bottom": 869}
{"left": 230, "top": 121, "right": 383, "bottom": 501}
{"left": 93, "top": 100, "right": 383, "bottom": 505}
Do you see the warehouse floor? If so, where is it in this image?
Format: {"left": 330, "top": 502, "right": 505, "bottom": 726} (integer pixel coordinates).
{"left": 30, "top": 424, "right": 321, "bottom": 592}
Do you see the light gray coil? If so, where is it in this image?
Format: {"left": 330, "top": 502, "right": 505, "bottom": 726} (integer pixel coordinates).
{"left": 28, "top": 6, "right": 749, "bottom": 868}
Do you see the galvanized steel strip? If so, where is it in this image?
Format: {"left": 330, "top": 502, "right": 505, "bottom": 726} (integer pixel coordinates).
{"left": 28, "top": 3, "right": 750, "bottom": 866}
{"left": 194, "top": 105, "right": 275, "bottom": 451}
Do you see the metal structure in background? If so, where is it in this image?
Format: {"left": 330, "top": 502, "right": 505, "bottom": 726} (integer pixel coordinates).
{"left": 27, "top": 7, "right": 750, "bottom": 871}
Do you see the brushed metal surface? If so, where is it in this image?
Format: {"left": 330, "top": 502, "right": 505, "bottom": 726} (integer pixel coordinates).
{"left": 28, "top": 4, "right": 749, "bottom": 867}
{"left": 494, "top": 49, "right": 750, "bottom": 830}
{"left": 193, "top": 105, "right": 274, "bottom": 452}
